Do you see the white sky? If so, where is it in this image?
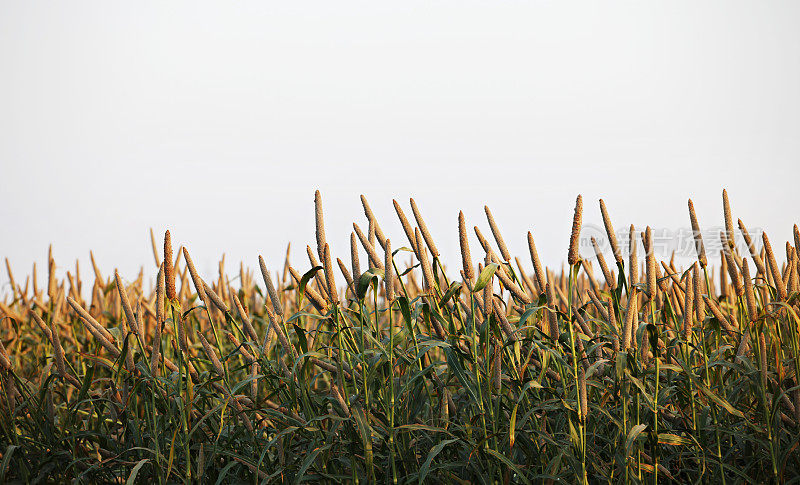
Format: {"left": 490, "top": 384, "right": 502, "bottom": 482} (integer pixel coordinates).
{"left": 2, "top": 1, "right": 799, "bottom": 292}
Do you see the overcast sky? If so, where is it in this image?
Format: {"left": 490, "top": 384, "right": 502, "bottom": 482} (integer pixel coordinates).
{"left": 2, "top": 1, "right": 799, "bottom": 292}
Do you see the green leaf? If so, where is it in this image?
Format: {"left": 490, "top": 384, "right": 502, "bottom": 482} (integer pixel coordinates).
{"left": 294, "top": 444, "right": 330, "bottom": 485}
{"left": 696, "top": 383, "right": 746, "bottom": 419}
{"left": 387, "top": 326, "right": 409, "bottom": 348}
{"left": 472, "top": 263, "right": 499, "bottom": 293}
{"left": 396, "top": 423, "right": 455, "bottom": 437}
{"left": 299, "top": 266, "right": 323, "bottom": 297}
{"left": 517, "top": 304, "right": 546, "bottom": 330}
{"left": 126, "top": 459, "right": 149, "bottom": 485}
{"left": 444, "top": 348, "right": 479, "bottom": 405}
{"left": 399, "top": 263, "right": 420, "bottom": 277}
{"left": 214, "top": 460, "right": 239, "bottom": 485}
{"left": 545, "top": 451, "right": 563, "bottom": 479}
{"left": 419, "top": 438, "right": 458, "bottom": 484}
{"left": 76, "top": 362, "right": 95, "bottom": 405}
{"left": 0, "top": 445, "right": 19, "bottom": 483}
{"left": 393, "top": 246, "right": 416, "bottom": 256}
{"left": 509, "top": 403, "right": 519, "bottom": 448}
{"left": 615, "top": 261, "right": 627, "bottom": 299}
{"left": 626, "top": 424, "right": 648, "bottom": 453}
{"left": 292, "top": 323, "right": 309, "bottom": 355}
{"left": 362, "top": 326, "right": 389, "bottom": 356}
{"left": 625, "top": 370, "right": 655, "bottom": 409}
{"left": 351, "top": 407, "right": 374, "bottom": 473}
{"left": 615, "top": 351, "right": 627, "bottom": 381}
{"left": 658, "top": 433, "right": 691, "bottom": 446}
{"left": 397, "top": 297, "right": 412, "bottom": 327}
{"left": 485, "top": 448, "right": 531, "bottom": 485}
{"left": 585, "top": 357, "right": 607, "bottom": 381}
{"left": 357, "top": 268, "right": 384, "bottom": 299}
{"left": 568, "top": 418, "right": 581, "bottom": 450}
{"left": 439, "top": 282, "right": 463, "bottom": 306}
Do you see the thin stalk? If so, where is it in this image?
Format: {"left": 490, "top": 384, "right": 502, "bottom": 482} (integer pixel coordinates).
{"left": 387, "top": 298, "right": 398, "bottom": 485}
{"left": 567, "top": 263, "right": 587, "bottom": 485}
{"left": 649, "top": 299, "right": 659, "bottom": 485}
{"left": 702, "top": 266, "right": 726, "bottom": 484}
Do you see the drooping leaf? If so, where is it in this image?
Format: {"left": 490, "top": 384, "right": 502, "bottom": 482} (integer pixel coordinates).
{"left": 625, "top": 424, "right": 648, "bottom": 453}
{"left": 125, "top": 459, "right": 149, "bottom": 485}
{"left": 299, "top": 266, "right": 323, "bottom": 297}
{"left": 472, "top": 263, "right": 499, "bottom": 293}
{"left": 357, "top": 268, "right": 384, "bottom": 299}
{"left": 419, "top": 438, "right": 458, "bottom": 484}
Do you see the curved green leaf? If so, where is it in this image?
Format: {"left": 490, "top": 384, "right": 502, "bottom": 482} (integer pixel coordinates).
{"left": 357, "top": 268, "right": 384, "bottom": 299}
{"left": 473, "top": 263, "right": 499, "bottom": 293}
{"left": 419, "top": 438, "right": 458, "bottom": 484}
{"left": 299, "top": 266, "right": 323, "bottom": 296}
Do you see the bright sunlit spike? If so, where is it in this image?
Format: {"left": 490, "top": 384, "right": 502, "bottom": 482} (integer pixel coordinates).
{"left": 258, "top": 255, "right": 283, "bottom": 317}
{"left": 720, "top": 232, "right": 743, "bottom": 297}
{"left": 688, "top": 199, "right": 708, "bottom": 268}
{"left": 306, "top": 245, "right": 329, "bottom": 300}
{"left": 163, "top": 230, "right": 176, "bottom": 301}
{"left": 337, "top": 257, "right": 355, "bottom": 299}
{"left": 314, "top": 190, "right": 327, "bottom": 262}
{"left": 590, "top": 237, "right": 615, "bottom": 290}
{"left": 742, "top": 258, "right": 757, "bottom": 323}
{"left": 414, "top": 228, "right": 435, "bottom": 292}
{"left": 182, "top": 247, "right": 208, "bottom": 308}
{"left": 628, "top": 224, "right": 638, "bottom": 288}
{"left": 350, "top": 232, "right": 361, "bottom": 281}
{"left": 203, "top": 280, "right": 230, "bottom": 314}
{"left": 458, "top": 211, "right": 475, "bottom": 283}
{"left": 152, "top": 263, "right": 164, "bottom": 375}
{"left": 545, "top": 282, "right": 558, "bottom": 341}
{"left": 723, "top": 189, "right": 735, "bottom": 250}
{"left": 794, "top": 225, "right": 800, "bottom": 267}
{"left": 643, "top": 227, "right": 656, "bottom": 300}
{"left": 360, "top": 194, "right": 387, "bottom": 250}
{"left": 762, "top": 231, "right": 787, "bottom": 301}
{"left": 353, "top": 222, "right": 384, "bottom": 270}
{"left": 323, "top": 243, "right": 338, "bottom": 304}
{"left": 114, "top": 270, "right": 138, "bottom": 337}
{"left": 527, "top": 231, "right": 547, "bottom": 293}
{"left": 410, "top": 198, "right": 439, "bottom": 258}
{"left": 567, "top": 195, "right": 583, "bottom": 266}
{"left": 392, "top": 199, "right": 416, "bottom": 250}
{"left": 384, "top": 238, "right": 394, "bottom": 302}
{"left": 622, "top": 285, "right": 638, "bottom": 350}
{"left": 738, "top": 218, "right": 766, "bottom": 277}
{"left": 485, "top": 205, "right": 511, "bottom": 262}
{"left": 599, "top": 199, "right": 623, "bottom": 266}
{"left": 693, "top": 261, "right": 705, "bottom": 322}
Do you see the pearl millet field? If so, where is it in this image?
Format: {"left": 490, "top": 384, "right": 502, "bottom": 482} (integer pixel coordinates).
{"left": 1, "top": 190, "right": 799, "bottom": 484}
